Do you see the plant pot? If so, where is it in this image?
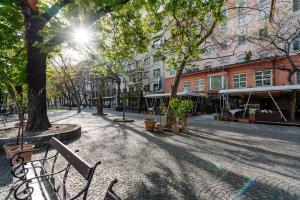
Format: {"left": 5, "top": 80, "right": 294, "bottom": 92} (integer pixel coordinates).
{"left": 214, "top": 115, "right": 218, "bottom": 120}
{"left": 144, "top": 118, "right": 156, "bottom": 131}
{"left": 3, "top": 143, "right": 35, "bottom": 166}
{"left": 196, "top": 112, "right": 202, "bottom": 116}
{"left": 238, "top": 118, "right": 250, "bottom": 123}
{"left": 180, "top": 123, "right": 188, "bottom": 133}
{"left": 187, "top": 113, "right": 193, "bottom": 117}
{"left": 156, "top": 124, "right": 164, "bottom": 133}
{"left": 172, "top": 124, "right": 180, "bottom": 134}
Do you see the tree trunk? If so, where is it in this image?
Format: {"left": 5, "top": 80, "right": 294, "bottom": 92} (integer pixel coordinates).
{"left": 22, "top": 4, "right": 50, "bottom": 132}
{"left": 26, "top": 50, "right": 51, "bottom": 131}
{"left": 116, "top": 80, "right": 121, "bottom": 108}
{"left": 165, "top": 61, "right": 187, "bottom": 128}
{"left": 96, "top": 79, "right": 105, "bottom": 115}
{"left": 290, "top": 90, "right": 296, "bottom": 121}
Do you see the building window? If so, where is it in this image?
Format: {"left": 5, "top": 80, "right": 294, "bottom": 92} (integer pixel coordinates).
{"left": 144, "top": 85, "right": 150, "bottom": 91}
{"left": 293, "top": 0, "right": 300, "bottom": 12}
{"left": 144, "top": 57, "right": 150, "bottom": 66}
{"left": 153, "top": 84, "right": 159, "bottom": 91}
{"left": 233, "top": 74, "right": 247, "bottom": 88}
{"left": 204, "top": 46, "right": 213, "bottom": 55}
{"left": 153, "top": 69, "right": 160, "bottom": 77}
{"left": 209, "top": 75, "right": 227, "bottom": 90}
{"left": 255, "top": 70, "right": 272, "bottom": 87}
{"left": 220, "top": 23, "right": 228, "bottom": 33}
{"left": 297, "top": 70, "right": 300, "bottom": 84}
{"left": 183, "top": 81, "right": 191, "bottom": 91}
{"left": 220, "top": 41, "right": 228, "bottom": 50}
{"left": 238, "top": 15, "right": 246, "bottom": 27}
{"left": 144, "top": 71, "right": 150, "bottom": 78}
{"left": 259, "top": 28, "right": 268, "bottom": 39}
{"left": 293, "top": 37, "right": 300, "bottom": 51}
{"left": 238, "top": 35, "right": 246, "bottom": 45}
{"left": 170, "top": 69, "right": 176, "bottom": 76}
{"left": 238, "top": 0, "right": 246, "bottom": 14}
{"left": 195, "top": 79, "right": 205, "bottom": 91}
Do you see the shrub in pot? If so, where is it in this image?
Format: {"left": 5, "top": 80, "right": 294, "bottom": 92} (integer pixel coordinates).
{"left": 3, "top": 91, "right": 35, "bottom": 165}
{"left": 169, "top": 98, "right": 193, "bottom": 133}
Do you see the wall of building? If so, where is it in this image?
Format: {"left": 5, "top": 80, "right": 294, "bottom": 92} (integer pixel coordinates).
{"left": 164, "top": 55, "right": 300, "bottom": 93}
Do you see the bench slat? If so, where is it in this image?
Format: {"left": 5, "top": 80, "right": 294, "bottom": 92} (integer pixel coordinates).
{"left": 44, "top": 160, "right": 71, "bottom": 200}
{"left": 49, "top": 137, "right": 92, "bottom": 180}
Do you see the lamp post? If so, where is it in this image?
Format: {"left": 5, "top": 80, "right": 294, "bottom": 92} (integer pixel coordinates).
{"left": 122, "top": 78, "right": 127, "bottom": 120}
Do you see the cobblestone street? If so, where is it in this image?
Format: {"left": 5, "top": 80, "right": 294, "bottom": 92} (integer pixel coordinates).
{"left": 0, "top": 109, "right": 300, "bottom": 200}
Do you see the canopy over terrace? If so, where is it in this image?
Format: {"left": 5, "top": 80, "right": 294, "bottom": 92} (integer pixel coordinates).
{"left": 144, "top": 91, "right": 207, "bottom": 113}
{"left": 219, "top": 85, "right": 300, "bottom": 122}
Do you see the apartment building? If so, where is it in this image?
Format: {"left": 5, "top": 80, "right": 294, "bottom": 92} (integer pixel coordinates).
{"left": 120, "top": 40, "right": 165, "bottom": 112}
{"left": 164, "top": 0, "right": 300, "bottom": 120}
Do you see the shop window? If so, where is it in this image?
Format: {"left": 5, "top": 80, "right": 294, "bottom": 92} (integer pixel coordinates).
{"left": 209, "top": 75, "right": 227, "bottom": 90}
{"left": 255, "top": 70, "right": 272, "bottom": 87}
{"left": 183, "top": 81, "right": 191, "bottom": 91}
{"left": 297, "top": 70, "right": 300, "bottom": 84}
{"left": 233, "top": 73, "right": 247, "bottom": 88}
{"left": 195, "top": 79, "right": 205, "bottom": 91}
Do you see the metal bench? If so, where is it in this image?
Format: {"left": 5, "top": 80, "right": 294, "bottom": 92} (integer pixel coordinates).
{"left": 10, "top": 137, "right": 121, "bottom": 200}
{"left": 0, "top": 113, "right": 8, "bottom": 126}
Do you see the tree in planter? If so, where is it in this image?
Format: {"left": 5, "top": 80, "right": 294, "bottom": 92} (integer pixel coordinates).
{"left": 247, "top": 11, "right": 300, "bottom": 121}
{"left": 144, "top": 0, "right": 225, "bottom": 127}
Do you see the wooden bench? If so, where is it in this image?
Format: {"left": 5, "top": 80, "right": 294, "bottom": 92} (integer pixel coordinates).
{"left": 10, "top": 137, "right": 121, "bottom": 200}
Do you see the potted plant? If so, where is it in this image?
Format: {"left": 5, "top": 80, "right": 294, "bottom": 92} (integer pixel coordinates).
{"left": 144, "top": 118, "right": 156, "bottom": 131}
{"left": 178, "top": 100, "right": 193, "bottom": 133}
{"left": 156, "top": 98, "right": 165, "bottom": 132}
{"left": 169, "top": 98, "right": 181, "bottom": 134}
{"left": 3, "top": 89, "right": 35, "bottom": 165}
{"left": 170, "top": 98, "right": 193, "bottom": 134}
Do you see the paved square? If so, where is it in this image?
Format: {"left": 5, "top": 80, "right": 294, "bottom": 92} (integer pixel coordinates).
{"left": 0, "top": 109, "right": 299, "bottom": 200}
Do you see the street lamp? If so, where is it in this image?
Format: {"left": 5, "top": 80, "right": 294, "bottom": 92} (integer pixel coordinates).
{"left": 122, "top": 78, "right": 127, "bottom": 120}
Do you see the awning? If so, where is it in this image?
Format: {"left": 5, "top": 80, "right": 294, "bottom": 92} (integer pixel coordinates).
{"left": 219, "top": 85, "right": 300, "bottom": 94}
{"left": 144, "top": 91, "right": 206, "bottom": 98}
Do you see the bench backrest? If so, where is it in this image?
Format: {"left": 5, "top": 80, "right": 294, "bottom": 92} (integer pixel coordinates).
{"left": 49, "top": 137, "right": 93, "bottom": 180}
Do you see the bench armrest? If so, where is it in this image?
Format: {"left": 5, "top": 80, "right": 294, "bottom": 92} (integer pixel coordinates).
{"left": 13, "top": 164, "right": 69, "bottom": 200}
{"left": 104, "top": 179, "right": 122, "bottom": 200}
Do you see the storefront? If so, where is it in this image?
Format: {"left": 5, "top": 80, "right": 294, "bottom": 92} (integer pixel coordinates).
{"left": 219, "top": 85, "right": 300, "bottom": 122}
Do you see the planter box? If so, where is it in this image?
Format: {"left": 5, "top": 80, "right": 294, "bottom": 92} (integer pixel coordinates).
{"left": 238, "top": 118, "right": 250, "bottom": 123}
{"left": 156, "top": 124, "right": 165, "bottom": 133}
{"left": 255, "top": 111, "right": 281, "bottom": 122}
{"left": 3, "top": 143, "right": 35, "bottom": 165}
{"left": 172, "top": 124, "right": 180, "bottom": 134}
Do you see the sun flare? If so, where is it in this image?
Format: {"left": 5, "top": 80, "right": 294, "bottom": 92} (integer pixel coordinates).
{"left": 73, "top": 28, "right": 91, "bottom": 45}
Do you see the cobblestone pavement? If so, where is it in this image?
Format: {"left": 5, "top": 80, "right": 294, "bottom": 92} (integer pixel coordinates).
{"left": 0, "top": 109, "right": 300, "bottom": 200}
